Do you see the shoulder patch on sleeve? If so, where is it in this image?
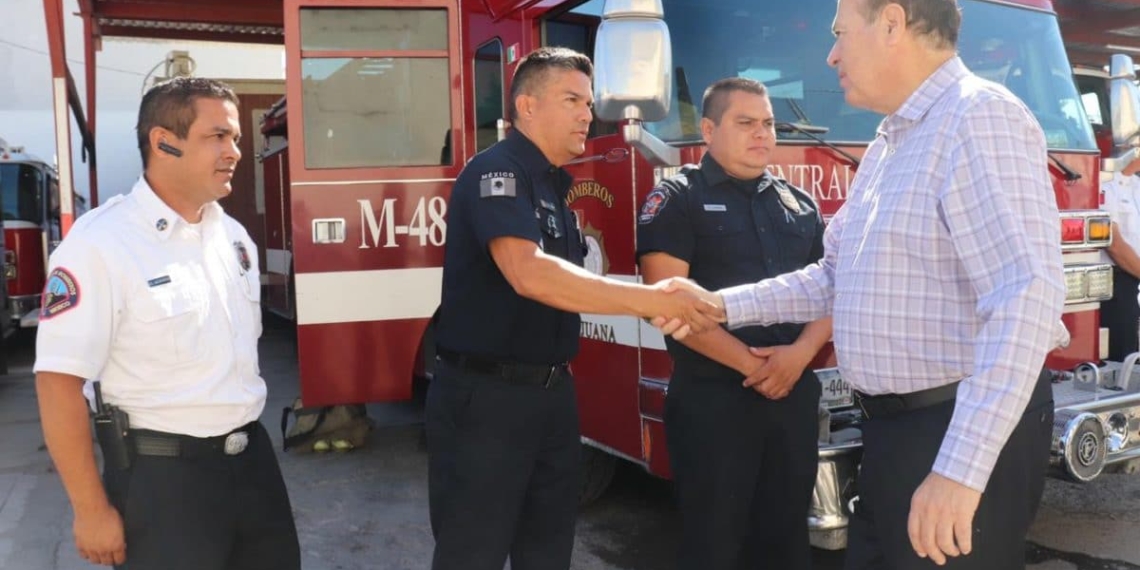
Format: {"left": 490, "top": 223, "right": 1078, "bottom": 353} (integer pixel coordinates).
{"left": 638, "top": 188, "right": 671, "bottom": 225}
{"left": 479, "top": 171, "right": 518, "bottom": 198}
{"left": 40, "top": 267, "right": 81, "bottom": 320}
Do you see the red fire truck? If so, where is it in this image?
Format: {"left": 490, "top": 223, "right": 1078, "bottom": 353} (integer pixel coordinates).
{"left": 43, "top": 0, "right": 1140, "bottom": 551}
{"left": 0, "top": 137, "right": 81, "bottom": 328}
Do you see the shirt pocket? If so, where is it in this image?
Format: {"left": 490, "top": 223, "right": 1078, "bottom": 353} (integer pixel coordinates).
{"left": 240, "top": 271, "right": 261, "bottom": 304}
{"left": 693, "top": 212, "right": 751, "bottom": 266}
{"left": 1114, "top": 205, "right": 1136, "bottom": 242}
{"left": 240, "top": 271, "right": 263, "bottom": 339}
{"left": 130, "top": 284, "right": 209, "bottom": 365}
{"left": 774, "top": 213, "right": 816, "bottom": 265}
{"left": 537, "top": 209, "right": 567, "bottom": 257}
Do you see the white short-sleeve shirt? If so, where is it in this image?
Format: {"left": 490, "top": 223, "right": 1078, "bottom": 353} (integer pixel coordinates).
{"left": 1103, "top": 173, "right": 1140, "bottom": 251}
{"left": 34, "top": 177, "right": 266, "bottom": 437}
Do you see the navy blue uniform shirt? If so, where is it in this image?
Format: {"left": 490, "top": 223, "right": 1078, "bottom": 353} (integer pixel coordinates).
{"left": 637, "top": 154, "right": 824, "bottom": 375}
{"left": 436, "top": 130, "right": 585, "bottom": 365}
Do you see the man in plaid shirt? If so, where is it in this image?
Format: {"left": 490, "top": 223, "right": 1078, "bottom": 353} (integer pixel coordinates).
{"left": 659, "top": 0, "right": 1067, "bottom": 568}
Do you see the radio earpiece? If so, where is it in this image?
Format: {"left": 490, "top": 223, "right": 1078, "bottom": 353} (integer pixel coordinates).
{"left": 157, "top": 140, "right": 184, "bottom": 158}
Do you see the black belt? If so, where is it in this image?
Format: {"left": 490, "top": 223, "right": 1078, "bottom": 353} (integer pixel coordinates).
{"left": 130, "top": 422, "right": 258, "bottom": 458}
{"left": 854, "top": 382, "right": 960, "bottom": 420}
{"left": 436, "top": 347, "right": 568, "bottom": 389}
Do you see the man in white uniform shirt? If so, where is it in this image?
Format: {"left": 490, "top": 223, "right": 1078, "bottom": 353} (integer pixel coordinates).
{"left": 1100, "top": 157, "right": 1140, "bottom": 361}
{"left": 34, "top": 77, "right": 300, "bottom": 570}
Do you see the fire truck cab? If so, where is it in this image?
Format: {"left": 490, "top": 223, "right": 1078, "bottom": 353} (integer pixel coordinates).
{"left": 0, "top": 137, "right": 78, "bottom": 329}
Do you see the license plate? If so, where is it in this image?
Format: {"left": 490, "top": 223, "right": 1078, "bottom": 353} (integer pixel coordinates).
{"left": 817, "top": 368, "right": 854, "bottom": 409}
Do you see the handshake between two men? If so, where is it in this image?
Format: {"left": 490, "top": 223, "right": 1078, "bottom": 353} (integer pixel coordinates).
{"left": 642, "top": 277, "right": 817, "bottom": 402}
{"left": 645, "top": 277, "right": 725, "bottom": 340}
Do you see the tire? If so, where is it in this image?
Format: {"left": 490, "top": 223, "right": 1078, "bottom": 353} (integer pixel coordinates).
{"left": 579, "top": 444, "right": 617, "bottom": 505}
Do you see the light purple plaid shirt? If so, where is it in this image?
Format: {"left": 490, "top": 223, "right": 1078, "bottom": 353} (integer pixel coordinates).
{"left": 720, "top": 57, "right": 1068, "bottom": 491}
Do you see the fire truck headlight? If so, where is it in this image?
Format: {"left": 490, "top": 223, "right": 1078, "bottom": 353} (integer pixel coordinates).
{"left": 1086, "top": 266, "right": 1113, "bottom": 301}
{"left": 1064, "top": 269, "right": 1087, "bottom": 302}
{"left": 1064, "top": 264, "right": 1113, "bottom": 304}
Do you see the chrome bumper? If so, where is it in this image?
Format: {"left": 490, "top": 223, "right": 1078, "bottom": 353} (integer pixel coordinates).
{"left": 1048, "top": 362, "right": 1140, "bottom": 482}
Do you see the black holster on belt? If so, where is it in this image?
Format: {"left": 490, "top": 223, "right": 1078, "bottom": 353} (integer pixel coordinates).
{"left": 92, "top": 382, "right": 131, "bottom": 471}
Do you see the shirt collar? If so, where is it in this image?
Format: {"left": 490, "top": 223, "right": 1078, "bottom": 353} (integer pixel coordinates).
{"left": 699, "top": 153, "right": 773, "bottom": 193}
{"left": 129, "top": 176, "right": 223, "bottom": 241}
{"left": 505, "top": 130, "right": 568, "bottom": 180}
{"left": 878, "top": 56, "right": 970, "bottom": 137}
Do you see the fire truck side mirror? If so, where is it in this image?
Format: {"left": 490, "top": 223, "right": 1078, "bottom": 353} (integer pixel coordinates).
{"left": 593, "top": 0, "right": 672, "bottom": 123}
{"left": 1108, "top": 54, "right": 1140, "bottom": 151}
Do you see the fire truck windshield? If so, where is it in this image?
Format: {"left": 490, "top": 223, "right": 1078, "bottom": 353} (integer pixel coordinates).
{"left": 631, "top": 0, "right": 1096, "bottom": 151}
{"left": 0, "top": 163, "right": 44, "bottom": 225}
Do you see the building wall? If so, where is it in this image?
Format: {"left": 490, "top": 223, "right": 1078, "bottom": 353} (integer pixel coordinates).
{"left": 0, "top": 0, "right": 285, "bottom": 205}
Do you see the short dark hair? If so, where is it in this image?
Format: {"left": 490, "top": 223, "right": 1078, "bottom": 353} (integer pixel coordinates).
{"left": 701, "top": 77, "right": 768, "bottom": 124}
{"left": 509, "top": 47, "right": 593, "bottom": 121}
{"left": 861, "top": 0, "right": 961, "bottom": 49}
{"left": 136, "top": 77, "right": 239, "bottom": 167}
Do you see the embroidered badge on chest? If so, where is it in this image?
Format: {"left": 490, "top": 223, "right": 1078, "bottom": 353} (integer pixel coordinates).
{"left": 41, "top": 267, "right": 80, "bottom": 320}
{"left": 234, "top": 241, "right": 252, "bottom": 272}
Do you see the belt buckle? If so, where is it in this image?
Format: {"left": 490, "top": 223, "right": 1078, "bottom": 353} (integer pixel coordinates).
{"left": 224, "top": 431, "right": 249, "bottom": 455}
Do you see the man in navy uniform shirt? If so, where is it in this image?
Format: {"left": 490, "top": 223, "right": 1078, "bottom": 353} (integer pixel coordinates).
{"left": 428, "top": 47, "right": 724, "bottom": 570}
{"left": 638, "top": 77, "right": 831, "bottom": 570}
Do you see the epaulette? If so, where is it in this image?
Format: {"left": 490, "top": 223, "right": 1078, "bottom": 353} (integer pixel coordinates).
{"left": 660, "top": 163, "right": 701, "bottom": 193}
{"left": 67, "top": 193, "right": 129, "bottom": 234}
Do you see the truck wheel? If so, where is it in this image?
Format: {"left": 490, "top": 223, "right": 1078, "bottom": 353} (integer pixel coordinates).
{"left": 579, "top": 445, "right": 617, "bottom": 505}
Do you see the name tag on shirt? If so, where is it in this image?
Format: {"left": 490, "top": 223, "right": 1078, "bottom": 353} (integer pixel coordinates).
{"left": 147, "top": 275, "right": 172, "bottom": 287}
{"left": 703, "top": 204, "right": 727, "bottom": 212}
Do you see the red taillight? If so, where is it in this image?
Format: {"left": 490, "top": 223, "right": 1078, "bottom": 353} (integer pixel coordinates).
{"left": 1061, "top": 218, "right": 1086, "bottom": 244}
